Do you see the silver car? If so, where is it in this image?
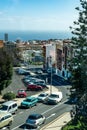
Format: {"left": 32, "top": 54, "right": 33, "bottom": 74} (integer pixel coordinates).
{"left": 37, "top": 93, "right": 49, "bottom": 102}
{"left": 25, "top": 113, "right": 46, "bottom": 127}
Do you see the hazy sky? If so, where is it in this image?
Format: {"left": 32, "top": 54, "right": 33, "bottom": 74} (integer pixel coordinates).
{"left": 0, "top": 0, "right": 80, "bottom": 31}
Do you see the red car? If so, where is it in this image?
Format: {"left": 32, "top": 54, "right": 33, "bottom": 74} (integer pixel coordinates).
{"left": 17, "top": 89, "right": 27, "bottom": 98}
{"left": 27, "top": 84, "right": 43, "bottom": 91}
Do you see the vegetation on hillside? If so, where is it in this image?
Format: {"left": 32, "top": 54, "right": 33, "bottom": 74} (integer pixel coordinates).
{"left": 63, "top": 0, "right": 87, "bottom": 129}
{"left": 0, "top": 48, "right": 13, "bottom": 94}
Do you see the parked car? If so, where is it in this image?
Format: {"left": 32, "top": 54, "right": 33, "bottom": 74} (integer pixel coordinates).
{"left": 34, "top": 79, "right": 45, "bottom": 85}
{"left": 47, "top": 92, "right": 63, "bottom": 104}
{"left": 37, "top": 93, "right": 49, "bottom": 102}
{"left": 22, "top": 75, "right": 34, "bottom": 82}
{"left": 23, "top": 78, "right": 38, "bottom": 85}
{"left": 0, "top": 111, "right": 13, "bottom": 129}
{"left": 35, "top": 70, "right": 43, "bottom": 74}
{"left": 21, "top": 96, "right": 38, "bottom": 108}
{"left": 35, "top": 83, "right": 48, "bottom": 89}
{"left": 16, "top": 68, "right": 30, "bottom": 75}
{"left": 17, "top": 89, "right": 27, "bottom": 98}
{"left": 27, "top": 84, "right": 43, "bottom": 91}
{"left": 25, "top": 113, "right": 46, "bottom": 127}
{"left": 24, "top": 124, "right": 39, "bottom": 130}
{"left": 0, "top": 101, "right": 18, "bottom": 114}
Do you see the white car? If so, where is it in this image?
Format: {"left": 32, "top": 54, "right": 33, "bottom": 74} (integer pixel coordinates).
{"left": 37, "top": 93, "right": 49, "bottom": 102}
{"left": 47, "top": 92, "right": 63, "bottom": 104}
{"left": 25, "top": 113, "right": 46, "bottom": 127}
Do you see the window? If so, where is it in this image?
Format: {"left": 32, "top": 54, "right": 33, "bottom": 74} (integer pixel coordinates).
{"left": 8, "top": 106, "right": 11, "bottom": 111}
{"left": 13, "top": 103, "right": 17, "bottom": 108}
{"left": 5, "top": 115, "right": 11, "bottom": 120}
{"left": 0, "top": 117, "right": 4, "bottom": 122}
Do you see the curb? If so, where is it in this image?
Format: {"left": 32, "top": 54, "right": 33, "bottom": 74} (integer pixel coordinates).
{"left": 41, "top": 112, "right": 70, "bottom": 130}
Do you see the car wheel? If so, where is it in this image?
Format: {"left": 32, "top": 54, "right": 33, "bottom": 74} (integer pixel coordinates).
{"left": 43, "top": 119, "right": 46, "bottom": 124}
{"left": 8, "top": 121, "right": 12, "bottom": 126}
{"left": 35, "top": 103, "right": 37, "bottom": 106}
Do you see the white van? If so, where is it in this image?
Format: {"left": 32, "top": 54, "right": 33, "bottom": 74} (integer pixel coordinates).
{"left": 47, "top": 92, "right": 63, "bottom": 104}
{"left": 0, "top": 101, "right": 18, "bottom": 114}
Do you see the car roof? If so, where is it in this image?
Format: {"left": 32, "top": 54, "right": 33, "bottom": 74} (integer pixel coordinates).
{"left": 28, "top": 113, "right": 42, "bottom": 118}
{"left": 2, "top": 100, "right": 17, "bottom": 106}
{"left": 26, "top": 96, "right": 36, "bottom": 100}
{"left": 50, "top": 92, "right": 62, "bottom": 95}
{"left": 39, "top": 93, "right": 48, "bottom": 95}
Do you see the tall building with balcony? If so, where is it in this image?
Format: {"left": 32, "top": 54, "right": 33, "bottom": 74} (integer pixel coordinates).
{"left": 43, "top": 39, "right": 72, "bottom": 79}
{"left": 43, "top": 43, "right": 56, "bottom": 70}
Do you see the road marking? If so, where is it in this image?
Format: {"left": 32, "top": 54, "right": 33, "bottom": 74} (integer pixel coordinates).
{"left": 19, "top": 111, "right": 23, "bottom": 114}
{"left": 11, "top": 100, "right": 67, "bottom": 130}
{"left": 42, "top": 100, "right": 67, "bottom": 115}
{"left": 1, "top": 127, "right": 7, "bottom": 130}
{"left": 46, "top": 113, "right": 56, "bottom": 119}
{"left": 12, "top": 123, "right": 24, "bottom": 130}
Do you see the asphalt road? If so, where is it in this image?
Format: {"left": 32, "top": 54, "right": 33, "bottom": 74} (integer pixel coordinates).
{"left": 1, "top": 68, "right": 72, "bottom": 130}
{"left": 4, "top": 100, "right": 72, "bottom": 130}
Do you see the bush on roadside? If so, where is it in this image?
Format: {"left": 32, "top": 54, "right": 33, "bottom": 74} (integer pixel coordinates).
{"left": 62, "top": 117, "right": 87, "bottom": 130}
{"left": 2, "top": 92, "right": 16, "bottom": 101}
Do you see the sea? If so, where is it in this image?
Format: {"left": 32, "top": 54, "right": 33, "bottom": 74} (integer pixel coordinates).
{"left": 0, "top": 30, "right": 72, "bottom": 41}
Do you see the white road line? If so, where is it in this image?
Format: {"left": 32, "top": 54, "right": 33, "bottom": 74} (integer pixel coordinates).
{"left": 11, "top": 100, "right": 67, "bottom": 130}
{"left": 19, "top": 111, "right": 23, "bottom": 114}
{"left": 42, "top": 100, "right": 67, "bottom": 115}
{"left": 46, "top": 113, "right": 56, "bottom": 119}
{"left": 1, "top": 127, "right": 7, "bottom": 130}
{"left": 12, "top": 123, "right": 24, "bottom": 130}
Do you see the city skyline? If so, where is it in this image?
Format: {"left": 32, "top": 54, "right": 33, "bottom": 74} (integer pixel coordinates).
{"left": 0, "top": 0, "right": 80, "bottom": 32}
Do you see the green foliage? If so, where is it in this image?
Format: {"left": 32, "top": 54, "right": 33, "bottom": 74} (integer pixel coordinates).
{"left": 69, "top": 0, "right": 87, "bottom": 100}
{"left": 68, "top": 0, "right": 87, "bottom": 122}
{"left": 2, "top": 92, "right": 16, "bottom": 101}
{"left": 62, "top": 117, "right": 87, "bottom": 130}
{"left": 0, "top": 48, "right": 13, "bottom": 93}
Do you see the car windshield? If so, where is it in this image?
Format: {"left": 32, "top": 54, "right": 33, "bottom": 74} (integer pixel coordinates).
{"left": 0, "top": 105, "right": 8, "bottom": 110}
{"left": 50, "top": 94, "right": 59, "bottom": 98}
{"left": 29, "top": 115, "right": 39, "bottom": 119}
{"left": 18, "top": 90, "right": 25, "bottom": 93}
{"left": 39, "top": 94, "right": 46, "bottom": 97}
{"left": 25, "top": 99, "right": 32, "bottom": 102}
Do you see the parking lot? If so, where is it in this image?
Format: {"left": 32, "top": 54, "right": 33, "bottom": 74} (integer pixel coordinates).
{"left": 1, "top": 67, "right": 48, "bottom": 97}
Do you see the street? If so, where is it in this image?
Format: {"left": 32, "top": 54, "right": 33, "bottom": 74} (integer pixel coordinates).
{"left": 4, "top": 99, "right": 72, "bottom": 130}
{"left": 1, "top": 68, "right": 72, "bottom": 130}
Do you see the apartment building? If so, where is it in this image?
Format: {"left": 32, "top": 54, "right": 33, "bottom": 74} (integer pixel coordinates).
{"left": 43, "top": 39, "right": 72, "bottom": 79}
{"left": 0, "top": 40, "right": 4, "bottom": 48}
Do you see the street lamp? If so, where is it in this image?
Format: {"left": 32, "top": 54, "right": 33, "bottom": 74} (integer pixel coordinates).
{"left": 49, "top": 56, "right": 52, "bottom": 94}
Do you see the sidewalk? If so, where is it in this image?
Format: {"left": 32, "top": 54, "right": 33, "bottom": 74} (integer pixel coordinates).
{"left": 41, "top": 112, "right": 71, "bottom": 130}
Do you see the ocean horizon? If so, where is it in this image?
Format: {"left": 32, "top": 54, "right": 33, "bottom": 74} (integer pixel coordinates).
{"left": 0, "top": 30, "right": 72, "bottom": 41}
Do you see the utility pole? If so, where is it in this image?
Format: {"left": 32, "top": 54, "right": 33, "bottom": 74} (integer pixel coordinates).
{"left": 50, "top": 56, "right": 52, "bottom": 94}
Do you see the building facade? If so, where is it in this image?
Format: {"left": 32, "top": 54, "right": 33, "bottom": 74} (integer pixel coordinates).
{"left": 4, "top": 33, "right": 8, "bottom": 41}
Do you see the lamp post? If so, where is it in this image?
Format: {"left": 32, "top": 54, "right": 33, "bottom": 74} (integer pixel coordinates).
{"left": 50, "top": 56, "right": 52, "bottom": 94}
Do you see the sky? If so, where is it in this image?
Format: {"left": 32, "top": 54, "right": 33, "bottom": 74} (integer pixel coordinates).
{"left": 0, "top": 0, "right": 80, "bottom": 32}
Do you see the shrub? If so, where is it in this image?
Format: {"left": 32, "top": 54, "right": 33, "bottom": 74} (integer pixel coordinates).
{"left": 3, "top": 91, "right": 16, "bottom": 101}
